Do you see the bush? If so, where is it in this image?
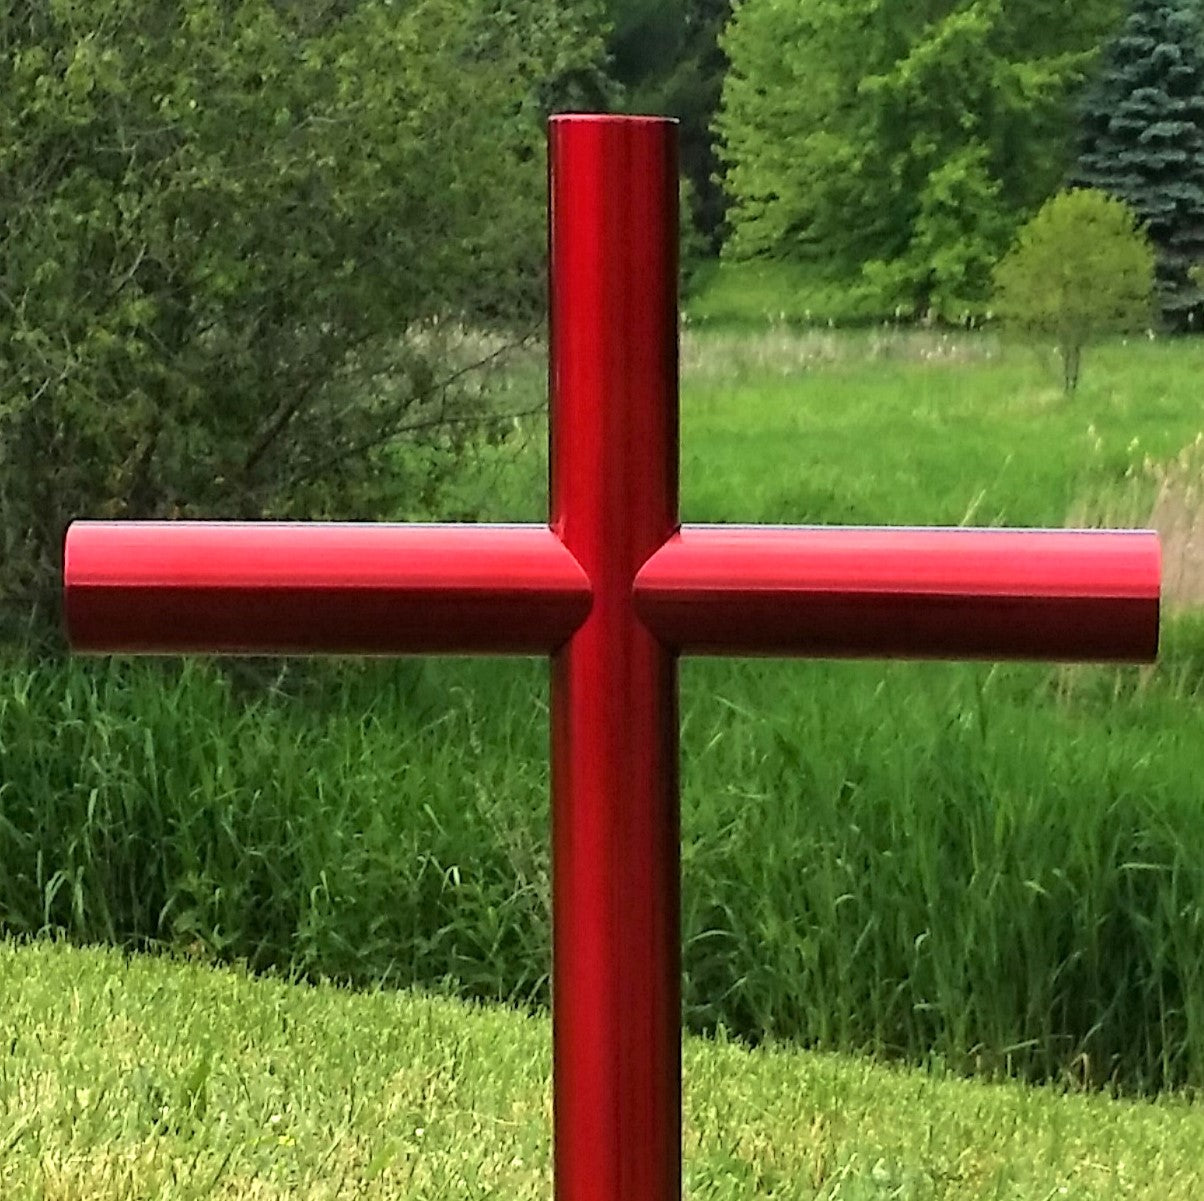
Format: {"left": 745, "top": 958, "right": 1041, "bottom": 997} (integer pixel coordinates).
{"left": 679, "top": 174, "right": 710, "bottom": 298}
{"left": 0, "top": 0, "right": 606, "bottom": 644}
{"left": 992, "top": 188, "right": 1156, "bottom": 393}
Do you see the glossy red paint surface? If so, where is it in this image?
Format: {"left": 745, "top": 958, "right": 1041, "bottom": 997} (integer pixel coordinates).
{"left": 549, "top": 115, "right": 681, "bottom": 1201}
{"left": 62, "top": 115, "right": 1163, "bottom": 1201}
{"left": 635, "top": 525, "right": 1160, "bottom": 661}
{"left": 65, "top": 522, "right": 591, "bottom": 655}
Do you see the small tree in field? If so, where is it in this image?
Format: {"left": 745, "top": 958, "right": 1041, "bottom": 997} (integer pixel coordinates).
{"left": 992, "top": 189, "right": 1156, "bottom": 393}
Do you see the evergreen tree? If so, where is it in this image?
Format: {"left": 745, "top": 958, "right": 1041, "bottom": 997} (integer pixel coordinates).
{"left": 1072, "top": 0, "right": 1204, "bottom": 330}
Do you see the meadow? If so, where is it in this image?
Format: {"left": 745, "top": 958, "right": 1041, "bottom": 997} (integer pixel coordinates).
{"left": 3, "top": 322, "right": 1204, "bottom": 1095}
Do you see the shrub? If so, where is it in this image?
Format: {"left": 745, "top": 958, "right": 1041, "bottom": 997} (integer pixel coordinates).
{"left": 992, "top": 189, "right": 1156, "bottom": 393}
{"left": 679, "top": 175, "right": 710, "bottom": 297}
{"left": 0, "top": 0, "right": 606, "bottom": 644}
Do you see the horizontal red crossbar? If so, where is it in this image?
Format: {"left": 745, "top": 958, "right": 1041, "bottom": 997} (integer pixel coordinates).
{"left": 634, "top": 525, "right": 1160, "bottom": 661}
{"left": 67, "top": 521, "right": 1160, "bottom": 662}
{"left": 65, "top": 522, "right": 592, "bottom": 655}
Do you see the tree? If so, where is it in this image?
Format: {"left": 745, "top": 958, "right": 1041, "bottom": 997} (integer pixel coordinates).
{"left": 606, "top": 0, "right": 732, "bottom": 249}
{"left": 992, "top": 189, "right": 1156, "bottom": 393}
{"left": 716, "top": 0, "right": 1125, "bottom": 317}
{"left": 0, "top": 0, "right": 608, "bottom": 642}
{"left": 1071, "top": 0, "right": 1204, "bottom": 330}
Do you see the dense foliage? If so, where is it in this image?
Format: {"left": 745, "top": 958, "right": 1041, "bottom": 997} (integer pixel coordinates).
{"left": 606, "top": 0, "right": 731, "bottom": 248}
{"left": 0, "top": 0, "right": 606, "bottom": 642}
{"left": 1071, "top": 0, "right": 1204, "bottom": 330}
{"left": 993, "top": 189, "right": 1156, "bottom": 392}
{"left": 716, "top": 0, "right": 1125, "bottom": 317}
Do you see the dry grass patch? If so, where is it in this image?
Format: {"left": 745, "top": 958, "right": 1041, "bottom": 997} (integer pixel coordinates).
{"left": 679, "top": 325, "right": 1000, "bottom": 381}
{"left": 1069, "top": 431, "right": 1204, "bottom": 611}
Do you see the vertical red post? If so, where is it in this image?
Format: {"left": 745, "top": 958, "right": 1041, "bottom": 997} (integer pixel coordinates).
{"left": 549, "top": 116, "right": 681, "bottom": 1201}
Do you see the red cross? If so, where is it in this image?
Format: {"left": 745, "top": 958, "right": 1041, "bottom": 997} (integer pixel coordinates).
{"left": 65, "top": 116, "right": 1160, "bottom": 1201}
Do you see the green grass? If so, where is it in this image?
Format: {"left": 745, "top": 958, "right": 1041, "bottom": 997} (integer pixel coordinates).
{"left": 5, "top": 936, "right": 1204, "bottom": 1199}
{"left": 456, "top": 330, "right": 1204, "bottom": 528}
{"left": 4, "top": 329, "right": 1204, "bottom": 1089}
{"left": 684, "top": 259, "right": 895, "bottom": 328}
{"left": 679, "top": 337, "right": 1195, "bottom": 526}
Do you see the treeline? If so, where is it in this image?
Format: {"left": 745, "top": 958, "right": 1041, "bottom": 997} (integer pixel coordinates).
{"left": 608, "top": 0, "right": 1204, "bottom": 329}
{"left": 715, "top": 0, "right": 1204, "bottom": 327}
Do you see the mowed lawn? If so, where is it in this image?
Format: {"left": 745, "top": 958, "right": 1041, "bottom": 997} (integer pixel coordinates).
{"left": 4, "top": 938, "right": 1204, "bottom": 1200}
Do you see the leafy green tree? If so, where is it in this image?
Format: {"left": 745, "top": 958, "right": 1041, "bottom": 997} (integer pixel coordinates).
{"left": 1071, "top": 0, "right": 1204, "bottom": 330}
{"left": 0, "top": 0, "right": 607, "bottom": 641}
{"left": 716, "top": 0, "right": 1125, "bottom": 317}
{"left": 992, "top": 189, "right": 1156, "bottom": 393}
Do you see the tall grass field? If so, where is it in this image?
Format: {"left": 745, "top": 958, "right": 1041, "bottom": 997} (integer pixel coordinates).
{"left": 3, "top": 328, "right": 1204, "bottom": 1091}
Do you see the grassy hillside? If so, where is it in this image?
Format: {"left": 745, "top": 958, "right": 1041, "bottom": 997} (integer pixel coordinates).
{"left": 4, "top": 937, "right": 1204, "bottom": 1199}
